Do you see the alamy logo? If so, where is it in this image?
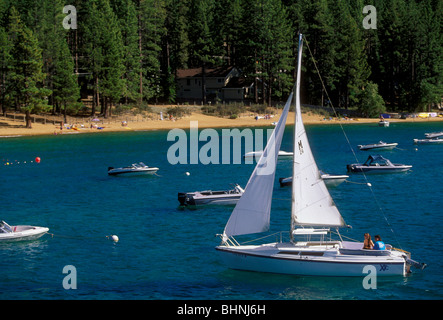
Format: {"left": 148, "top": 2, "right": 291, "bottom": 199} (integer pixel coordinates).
{"left": 166, "top": 121, "right": 277, "bottom": 175}
{"left": 62, "top": 5, "right": 77, "bottom": 30}
{"left": 362, "top": 5, "right": 377, "bottom": 30}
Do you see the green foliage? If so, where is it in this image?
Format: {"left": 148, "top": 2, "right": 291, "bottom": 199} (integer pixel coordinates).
{"left": 357, "top": 82, "right": 386, "bottom": 117}
{"left": 0, "top": 0, "right": 441, "bottom": 121}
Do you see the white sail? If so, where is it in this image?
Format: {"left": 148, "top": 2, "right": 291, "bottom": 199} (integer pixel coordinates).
{"left": 223, "top": 92, "right": 293, "bottom": 239}
{"left": 291, "top": 35, "right": 346, "bottom": 228}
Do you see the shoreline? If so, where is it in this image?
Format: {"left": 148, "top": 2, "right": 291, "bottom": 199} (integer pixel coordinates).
{"left": 1, "top": 112, "right": 443, "bottom": 138}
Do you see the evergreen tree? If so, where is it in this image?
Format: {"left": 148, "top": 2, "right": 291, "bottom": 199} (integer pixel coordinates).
{"left": 187, "top": 0, "right": 217, "bottom": 104}
{"left": 138, "top": 0, "right": 167, "bottom": 103}
{"left": 329, "top": 0, "right": 370, "bottom": 109}
{"left": 83, "top": 0, "right": 124, "bottom": 117}
{"left": 0, "top": 26, "right": 13, "bottom": 115}
{"left": 8, "top": 7, "right": 51, "bottom": 128}
{"left": 111, "top": 0, "right": 142, "bottom": 104}
{"left": 35, "top": 0, "right": 80, "bottom": 117}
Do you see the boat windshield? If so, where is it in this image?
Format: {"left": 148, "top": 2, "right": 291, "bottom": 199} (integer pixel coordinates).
{"left": 0, "top": 221, "right": 13, "bottom": 233}
{"left": 364, "top": 155, "right": 392, "bottom": 166}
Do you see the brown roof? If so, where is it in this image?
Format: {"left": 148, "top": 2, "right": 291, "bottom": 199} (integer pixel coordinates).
{"left": 177, "top": 66, "right": 235, "bottom": 78}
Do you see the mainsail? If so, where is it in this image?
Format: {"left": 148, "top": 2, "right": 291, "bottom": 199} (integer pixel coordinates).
{"left": 291, "top": 35, "right": 346, "bottom": 228}
{"left": 223, "top": 92, "right": 293, "bottom": 239}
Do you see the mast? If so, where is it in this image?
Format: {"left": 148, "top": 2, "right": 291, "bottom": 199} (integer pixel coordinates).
{"left": 290, "top": 34, "right": 346, "bottom": 237}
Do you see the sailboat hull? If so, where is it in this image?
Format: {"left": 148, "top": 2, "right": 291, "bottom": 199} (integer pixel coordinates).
{"left": 216, "top": 243, "right": 406, "bottom": 277}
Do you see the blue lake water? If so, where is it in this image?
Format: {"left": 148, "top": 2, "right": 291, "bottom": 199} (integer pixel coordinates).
{"left": 0, "top": 120, "right": 442, "bottom": 300}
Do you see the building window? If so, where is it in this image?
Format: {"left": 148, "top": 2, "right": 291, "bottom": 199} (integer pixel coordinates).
{"left": 186, "top": 79, "right": 190, "bottom": 86}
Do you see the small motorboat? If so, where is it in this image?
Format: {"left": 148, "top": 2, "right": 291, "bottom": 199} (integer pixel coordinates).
{"left": 358, "top": 141, "right": 398, "bottom": 151}
{"left": 243, "top": 150, "right": 293, "bottom": 159}
{"left": 413, "top": 138, "right": 443, "bottom": 145}
{"left": 347, "top": 155, "right": 412, "bottom": 173}
{"left": 424, "top": 131, "right": 443, "bottom": 139}
{"left": 378, "top": 120, "right": 390, "bottom": 127}
{"left": 178, "top": 184, "right": 244, "bottom": 206}
{"left": 0, "top": 220, "right": 49, "bottom": 242}
{"left": 279, "top": 171, "right": 349, "bottom": 188}
{"left": 108, "top": 162, "right": 159, "bottom": 175}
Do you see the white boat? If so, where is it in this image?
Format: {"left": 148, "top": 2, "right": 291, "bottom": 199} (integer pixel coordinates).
{"left": 178, "top": 184, "right": 244, "bottom": 206}
{"left": 244, "top": 150, "right": 293, "bottom": 159}
{"left": 413, "top": 137, "right": 443, "bottom": 145}
{"left": 0, "top": 220, "right": 49, "bottom": 242}
{"left": 108, "top": 162, "right": 159, "bottom": 175}
{"left": 347, "top": 155, "right": 412, "bottom": 173}
{"left": 358, "top": 141, "right": 398, "bottom": 151}
{"left": 216, "top": 34, "right": 425, "bottom": 277}
{"left": 378, "top": 120, "right": 390, "bottom": 127}
{"left": 279, "top": 172, "right": 349, "bottom": 188}
{"left": 424, "top": 131, "right": 443, "bottom": 139}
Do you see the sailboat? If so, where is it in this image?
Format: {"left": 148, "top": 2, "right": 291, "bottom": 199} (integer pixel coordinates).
{"left": 215, "top": 34, "right": 425, "bottom": 277}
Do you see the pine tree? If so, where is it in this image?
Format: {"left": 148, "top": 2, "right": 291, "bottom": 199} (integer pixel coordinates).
{"left": 83, "top": 0, "right": 124, "bottom": 117}
{"left": 138, "top": 0, "right": 167, "bottom": 103}
{"left": 0, "top": 26, "right": 13, "bottom": 115}
{"left": 329, "top": 0, "right": 370, "bottom": 109}
{"left": 187, "top": 0, "right": 217, "bottom": 104}
{"left": 35, "top": 0, "right": 80, "bottom": 117}
{"left": 8, "top": 6, "right": 51, "bottom": 128}
{"left": 110, "top": 0, "right": 142, "bottom": 104}
{"left": 163, "top": 0, "right": 190, "bottom": 102}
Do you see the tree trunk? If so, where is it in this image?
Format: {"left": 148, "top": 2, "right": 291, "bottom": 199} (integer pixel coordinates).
{"left": 25, "top": 109, "right": 32, "bottom": 129}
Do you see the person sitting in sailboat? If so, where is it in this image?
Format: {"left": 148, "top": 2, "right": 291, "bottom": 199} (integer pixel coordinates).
{"left": 363, "top": 233, "right": 374, "bottom": 249}
{"left": 373, "top": 235, "right": 386, "bottom": 250}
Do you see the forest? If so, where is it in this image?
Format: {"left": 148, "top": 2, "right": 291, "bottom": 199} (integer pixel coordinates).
{"left": 0, "top": 0, "right": 442, "bottom": 127}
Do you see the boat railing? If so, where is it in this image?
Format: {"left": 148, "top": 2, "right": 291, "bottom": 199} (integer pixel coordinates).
{"left": 217, "top": 231, "right": 291, "bottom": 247}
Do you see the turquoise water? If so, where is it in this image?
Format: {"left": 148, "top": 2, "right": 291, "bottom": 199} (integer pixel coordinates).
{"left": 0, "top": 121, "right": 442, "bottom": 300}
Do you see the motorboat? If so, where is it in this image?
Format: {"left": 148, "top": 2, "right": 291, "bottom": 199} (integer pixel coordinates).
{"left": 108, "top": 162, "right": 159, "bottom": 175}
{"left": 243, "top": 150, "right": 293, "bottom": 159}
{"left": 0, "top": 220, "right": 49, "bottom": 241}
{"left": 424, "top": 131, "right": 443, "bottom": 139}
{"left": 413, "top": 138, "right": 443, "bottom": 145}
{"left": 216, "top": 35, "right": 425, "bottom": 277}
{"left": 378, "top": 120, "right": 390, "bottom": 127}
{"left": 347, "top": 155, "right": 412, "bottom": 173}
{"left": 358, "top": 141, "right": 398, "bottom": 151}
{"left": 279, "top": 172, "right": 349, "bottom": 188}
{"left": 178, "top": 184, "right": 244, "bottom": 206}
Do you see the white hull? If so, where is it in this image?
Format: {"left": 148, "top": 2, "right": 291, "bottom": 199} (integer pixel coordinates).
{"left": 347, "top": 165, "right": 412, "bottom": 174}
{"left": 244, "top": 150, "right": 293, "bottom": 159}
{"left": 108, "top": 168, "right": 158, "bottom": 175}
{"left": 358, "top": 142, "right": 398, "bottom": 151}
{"left": 0, "top": 226, "right": 49, "bottom": 242}
{"left": 216, "top": 242, "right": 407, "bottom": 277}
{"left": 378, "top": 121, "right": 390, "bottom": 127}
{"left": 183, "top": 194, "right": 242, "bottom": 206}
{"left": 280, "top": 174, "right": 348, "bottom": 188}
{"left": 413, "top": 138, "right": 443, "bottom": 145}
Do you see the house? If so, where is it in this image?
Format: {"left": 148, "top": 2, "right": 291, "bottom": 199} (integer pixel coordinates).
{"left": 176, "top": 66, "right": 253, "bottom": 102}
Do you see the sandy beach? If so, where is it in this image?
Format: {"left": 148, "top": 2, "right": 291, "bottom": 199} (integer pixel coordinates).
{"left": 1, "top": 108, "right": 442, "bottom": 137}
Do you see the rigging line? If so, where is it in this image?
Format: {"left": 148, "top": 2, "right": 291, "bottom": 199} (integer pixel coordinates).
{"left": 302, "top": 35, "right": 403, "bottom": 250}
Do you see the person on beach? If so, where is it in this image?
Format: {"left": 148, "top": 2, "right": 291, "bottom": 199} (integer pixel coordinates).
{"left": 363, "top": 233, "right": 374, "bottom": 249}
{"left": 373, "top": 235, "right": 386, "bottom": 250}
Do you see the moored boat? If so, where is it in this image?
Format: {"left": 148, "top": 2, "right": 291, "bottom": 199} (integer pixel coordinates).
{"left": 108, "top": 162, "right": 159, "bottom": 175}
{"left": 178, "top": 184, "right": 244, "bottom": 206}
{"left": 347, "top": 155, "right": 412, "bottom": 173}
{"left": 0, "top": 220, "right": 49, "bottom": 242}
{"left": 358, "top": 141, "right": 398, "bottom": 151}
{"left": 279, "top": 172, "right": 349, "bottom": 188}
{"left": 413, "top": 137, "right": 443, "bottom": 145}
